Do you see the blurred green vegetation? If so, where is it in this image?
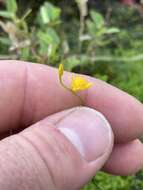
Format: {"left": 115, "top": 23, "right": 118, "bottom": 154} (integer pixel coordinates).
{"left": 0, "top": 0, "right": 143, "bottom": 189}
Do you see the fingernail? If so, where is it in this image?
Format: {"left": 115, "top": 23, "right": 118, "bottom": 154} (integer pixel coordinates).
{"left": 56, "top": 107, "right": 113, "bottom": 162}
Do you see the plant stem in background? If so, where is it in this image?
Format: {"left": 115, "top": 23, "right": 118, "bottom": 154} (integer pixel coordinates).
{"left": 75, "top": 0, "right": 89, "bottom": 52}
{"left": 79, "top": 12, "right": 85, "bottom": 51}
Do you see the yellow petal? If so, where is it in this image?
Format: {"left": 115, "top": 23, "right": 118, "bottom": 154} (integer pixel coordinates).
{"left": 58, "top": 64, "right": 64, "bottom": 78}
{"left": 71, "top": 76, "right": 93, "bottom": 92}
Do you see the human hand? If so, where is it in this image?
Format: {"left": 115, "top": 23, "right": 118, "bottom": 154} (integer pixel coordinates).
{"left": 0, "top": 60, "right": 143, "bottom": 190}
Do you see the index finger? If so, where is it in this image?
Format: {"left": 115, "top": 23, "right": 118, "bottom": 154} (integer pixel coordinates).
{"left": 0, "top": 60, "right": 143, "bottom": 143}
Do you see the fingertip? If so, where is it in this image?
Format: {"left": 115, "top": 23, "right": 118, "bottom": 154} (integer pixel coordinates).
{"left": 103, "top": 139, "right": 143, "bottom": 175}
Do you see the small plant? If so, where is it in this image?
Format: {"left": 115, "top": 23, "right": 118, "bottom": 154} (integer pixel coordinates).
{"left": 58, "top": 63, "right": 93, "bottom": 105}
{"left": 0, "top": 0, "right": 31, "bottom": 57}
{"left": 85, "top": 10, "right": 120, "bottom": 55}
{"left": 0, "top": 0, "right": 61, "bottom": 63}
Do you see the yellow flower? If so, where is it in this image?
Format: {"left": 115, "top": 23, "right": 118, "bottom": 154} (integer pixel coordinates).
{"left": 58, "top": 64, "right": 93, "bottom": 104}
{"left": 71, "top": 75, "right": 93, "bottom": 92}
{"left": 58, "top": 64, "right": 64, "bottom": 79}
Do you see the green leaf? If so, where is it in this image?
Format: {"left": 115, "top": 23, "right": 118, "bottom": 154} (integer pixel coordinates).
{"left": 0, "top": 11, "right": 14, "bottom": 19}
{"left": 46, "top": 28, "right": 60, "bottom": 45}
{"left": 64, "top": 55, "right": 89, "bottom": 71}
{"left": 37, "top": 30, "right": 52, "bottom": 45}
{"left": 20, "top": 47, "right": 30, "bottom": 60}
{"left": 105, "top": 27, "right": 120, "bottom": 34}
{"left": 94, "top": 74, "right": 108, "bottom": 81}
{"left": 40, "top": 2, "right": 61, "bottom": 24}
{"left": 86, "top": 20, "right": 97, "bottom": 36}
{"left": 37, "top": 28, "right": 60, "bottom": 56}
{"left": 6, "top": 0, "right": 17, "bottom": 14}
{"left": 37, "top": 28, "right": 60, "bottom": 45}
{"left": 64, "top": 56, "right": 81, "bottom": 71}
{"left": 90, "top": 10, "right": 104, "bottom": 29}
{"left": 0, "top": 37, "right": 11, "bottom": 45}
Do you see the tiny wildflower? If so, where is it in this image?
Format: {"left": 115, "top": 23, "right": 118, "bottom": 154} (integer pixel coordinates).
{"left": 71, "top": 75, "right": 93, "bottom": 92}
{"left": 58, "top": 64, "right": 93, "bottom": 105}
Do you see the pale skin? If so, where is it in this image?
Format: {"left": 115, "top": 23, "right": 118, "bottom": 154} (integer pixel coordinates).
{"left": 0, "top": 60, "right": 143, "bottom": 189}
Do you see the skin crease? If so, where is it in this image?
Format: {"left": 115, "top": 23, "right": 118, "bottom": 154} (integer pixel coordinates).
{"left": 0, "top": 60, "right": 143, "bottom": 176}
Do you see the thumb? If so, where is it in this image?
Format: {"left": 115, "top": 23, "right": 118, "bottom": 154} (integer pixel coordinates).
{"left": 0, "top": 107, "right": 114, "bottom": 190}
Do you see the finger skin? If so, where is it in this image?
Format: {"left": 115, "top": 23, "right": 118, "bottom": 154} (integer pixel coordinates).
{"left": 0, "top": 60, "right": 143, "bottom": 143}
{"left": 103, "top": 139, "right": 143, "bottom": 175}
{"left": 0, "top": 60, "right": 143, "bottom": 176}
{"left": 0, "top": 109, "right": 113, "bottom": 190}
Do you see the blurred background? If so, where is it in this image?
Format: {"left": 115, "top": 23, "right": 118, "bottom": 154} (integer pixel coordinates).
{"left": 0, "top": 0, "right": 143, "bottom": 189}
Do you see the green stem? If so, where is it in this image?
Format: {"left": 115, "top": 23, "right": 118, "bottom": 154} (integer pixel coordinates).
{"left": 21, "top": 9, "right": 32, "bottom": 21}
{"left": 78, "top": 14, "right": 85, "bottom": 53}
